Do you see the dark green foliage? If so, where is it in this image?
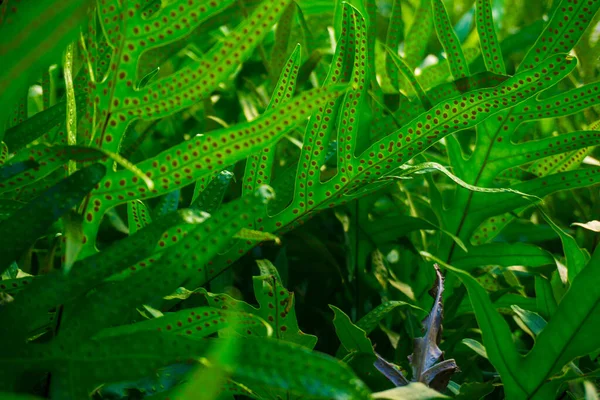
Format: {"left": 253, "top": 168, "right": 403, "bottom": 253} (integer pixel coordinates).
{"left": 1, "top": 0, "right": 599, "bottom": 399}
{"left": 0, "top": 164, "right": 105, "bottom": 273}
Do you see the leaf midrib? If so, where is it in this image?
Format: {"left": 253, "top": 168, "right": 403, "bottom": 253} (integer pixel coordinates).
{"left": 525, "top": 296, "right": 600, "bottom": 399}
{"left": 446, "top": 108, "right": 514, "bottom": 262}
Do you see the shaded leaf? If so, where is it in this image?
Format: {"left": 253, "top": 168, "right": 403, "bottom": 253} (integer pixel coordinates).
{"left": 0, "top": 0, "right": 90, "bottom": 129}
{"left": 356, "top": 301, "right": 422, "bottom": 334}
{"left": 202, "top": 260, "right": 317, "bottom": 348}
{"left": 454, "top": 382, "right": 495, "bottom": 400}
{"left": 452, "top": 243, "right": 554, "bottom": 270}
{"left": 538, "top": 207, "right": 589, "bottom": 281}
{"left": 461, "top": 339, "right": 488, "bottom": 359}
{"left": 372, "top": 383, "right": 450, "bottom": 399}
{"left": 330, "top": 305, "right": 374, "bottom": 355}
{"left": 0, "top": 164, "right": 105, "bottom": 273}
{"left": 523, "top": 248, "right": 600, "bottom": 398}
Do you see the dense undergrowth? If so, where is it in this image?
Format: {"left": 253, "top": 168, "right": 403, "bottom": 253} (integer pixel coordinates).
{"left": 0, "top": 0, "right": 599, "bottom": 399}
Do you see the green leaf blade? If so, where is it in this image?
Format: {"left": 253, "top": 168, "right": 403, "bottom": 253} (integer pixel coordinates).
{"left": 432, "top": 0, "right": 470, "bottom": 79}
{"left": 524, "top": 249, "right": 600, "bottom": 398}
{"left": 0, "top": 163, "right": 105, "bottom": 273}
{"left": 476, "top": 0, "right": 506, "bottom": 74}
